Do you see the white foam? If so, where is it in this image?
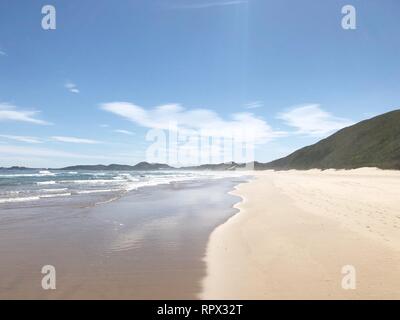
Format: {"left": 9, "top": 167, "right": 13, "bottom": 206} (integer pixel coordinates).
{"left": 121, "top": 174, "right": 206, "bottom": 191}
{"left": 61, "top": 179, "right": 126, "bottom": 185}
{"left": 39, "top": 193, "right": 71, "bottom": 198}
{"left": 1, "top": 171, "right": 249, "bottom": 206}
{"left": 115, "top": 173, "right": 139, "bottom": 181}
{"left": 0, "top": 196, "right": 40, "bottom": 203}
{"left": 2, "top": 191, "right": 21, "bottom": 195}
{"left": 39, "top": 170, "right": 55, "bottom": 176}
{"left": 0, "top": 173, "right": 53, "bottom": 178}
{"left": 40, "top": 188, "right": 68, "bottom": 193}
{"left": 37, "top": 181, "right": 56, "bottom": 185}
{"left": 77, "top": 189, "right": 119, "bottom": 194}
{"left": 0, "top": 170, "right": 57, "bottom": 178}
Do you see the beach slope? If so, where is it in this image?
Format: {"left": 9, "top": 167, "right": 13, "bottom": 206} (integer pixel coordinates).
{"left": 201, "top": 169, "right": 400, "bottom": 299}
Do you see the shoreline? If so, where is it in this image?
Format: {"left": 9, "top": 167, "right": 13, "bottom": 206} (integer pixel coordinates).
{"left": 201, "top": 169, "right": 400, "bottom": 299}
{"left": 0, "top": 177, "right": 244, "bottom": 299}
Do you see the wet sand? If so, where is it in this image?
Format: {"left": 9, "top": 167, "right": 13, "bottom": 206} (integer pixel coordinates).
{"left": 202, "top": 169, "right": 400, "bottom": 299}
{"left": 0, "top": 178, "right": 245, "bottom": 299}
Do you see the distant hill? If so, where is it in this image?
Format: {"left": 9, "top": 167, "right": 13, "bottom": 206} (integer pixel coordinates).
{"left": 61, "top": 161, "right": 248, "bottom": 171}
{"left": 5, "top": 110, "right": 400, "bottom": 172}
{"left": 0, "top": 166, "right": 31, "bottom": 170}
{"left": 130, "top": 162, "right": 174, "bottom": 170}
{"left": 181, "top": 162, "right": 245, "bottom": 171}
{"left": 259, "top": 109, "right": 400, "bottom": 170}
{"left": 61, "top": 162, "right": 174, "bottom": 171}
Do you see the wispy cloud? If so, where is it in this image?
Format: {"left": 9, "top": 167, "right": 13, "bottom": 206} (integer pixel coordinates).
{"left": 0, "top": 145, "right": 108, "bottom": 160}
{"left": 244, "top": 101, "right": 263, "bottom": 110}
{"left": 65, "top": 82, "right": 80, "bottom": 94}
{"left": 100, "top": 124, "right": 109, "bottom": 128}
{"left": 0, "top": 134, "right": 42, "bottom": 144}
{"left": 0, "top": 50, "right": 6, "bottom": 56}
{"left": 277, "top": 104, "right": 354, "bottom": 137}
{"left": 0, "top": 103, "right": 51, "bottom": 125}
{"left": 101, "top": 101, "right": 285, "bottom": 144}
{"left": 114, "top": 129, "right": 135, "bottom": 135}
{"left": 51, "top": 136, "right": 101, "bottom": 144}
{"left": 174, "top": 0, "right": 247, "bottom": 9}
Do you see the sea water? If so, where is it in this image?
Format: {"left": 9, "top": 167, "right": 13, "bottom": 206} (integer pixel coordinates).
{"left": 0, "top": 169, "right": 245, "bottom": 206}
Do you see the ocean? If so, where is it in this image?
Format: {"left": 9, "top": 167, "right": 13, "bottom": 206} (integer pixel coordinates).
{"left": 0, "top": 171, "right": 249, "bottom": 298}
{"left": 0, "top": 169, "right": 245, "bottom": 207}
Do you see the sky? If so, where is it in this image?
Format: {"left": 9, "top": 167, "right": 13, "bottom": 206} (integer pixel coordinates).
{"left": 0, "top": 0, "right": 400, "bottom": 167}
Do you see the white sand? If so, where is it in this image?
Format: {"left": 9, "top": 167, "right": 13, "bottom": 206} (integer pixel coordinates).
{"left": 201, "top": 168, "right": 400, "bottom": 299}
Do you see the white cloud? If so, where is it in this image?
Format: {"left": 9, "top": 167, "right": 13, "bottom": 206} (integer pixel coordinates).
{"left": 0, "top": 145, "right": 108, "bottom": 160}
{"left": 175, "top": 0, "right": 247, "bottom": 9}
{"left": 0, "top": 103, "right": 51, "bottom": 125}
{"left": 51, "top": 136, "right": 101, "bottom": 144}
{"left": 245, "top": 101, "right": 263, "bottom": 109}
{"left": 100, "top": 124, "right": 109, "bottom": 128}
{"left": 277, "top": 104, "right": 354, "bottom": 137}
{"left": 114, "top": 129, "right": 135, "bottom": 135}
{"left": 65, "top": 82, "right": 80, "bottom": 94}
{"left": 0, "top": 50, "right": 6, "bottom": 56}
{"left": 0, "top": 134, "right": 42, "bottom": 144}
{"left": 101, "top": 101, "right": 285, "bottom": 144}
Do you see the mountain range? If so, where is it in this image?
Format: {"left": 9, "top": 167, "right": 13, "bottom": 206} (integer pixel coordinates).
{"left": 1, "top": 109, "right": 399, "bottom": 171}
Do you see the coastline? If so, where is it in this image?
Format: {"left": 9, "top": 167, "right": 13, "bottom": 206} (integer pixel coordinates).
{"left": 0, "top": 177, "right": 244, "bottom": 299}
{"left": 201, "top": 169, "right": 400, "bottom": 299}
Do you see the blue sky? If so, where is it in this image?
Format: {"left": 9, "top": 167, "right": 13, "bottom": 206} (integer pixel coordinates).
{"left": 0, "top": 0, "right": 400, "bottom": 167}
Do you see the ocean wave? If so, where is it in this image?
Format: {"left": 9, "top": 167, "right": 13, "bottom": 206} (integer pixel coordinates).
{"left": 60, "top": 179, "right": 126, "bottom": 185}
{"left": 39, "top": 170, "right": 55, "bottom": 176}
{"left": 39, "top": 193, "right": 71, "bottom": 198}
{"left": 92, "top": 173, "right": 108, "bottom": 176}
{"left": 76, "top": 189, "right": 120, "bottom": 194}
{"left": 37, "top": 181, "right": 57, "bottom": 185}
{"left": 2, "top": 190, "right": 21, "bottom": 195}
{"left": 1, "top": 171, "right": 248, "bottom": 206}
{"left": 115, "top": 173, "right": 139, "bottom": 181}
{"left": 122, "top": 176, "right": 194, "bottom": 191}
{"left": 0, "top": 173, "right": 54, "bottom": 178}
{"left": 39, "top": 188, "right": 68, "bottom": 193}
{"left": 0, "top": 170, "right": 58, "bottom": 178}
{"left": 0, "top": 196, "right": 40, "bottom": 203}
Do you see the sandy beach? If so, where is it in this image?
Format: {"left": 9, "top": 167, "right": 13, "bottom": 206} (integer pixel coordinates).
{"left": 201, "top": 169, "right": 400, "bottom": 299}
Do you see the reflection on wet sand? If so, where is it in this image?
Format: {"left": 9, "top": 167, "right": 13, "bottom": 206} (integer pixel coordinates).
{"left": 0, "top": 177, "right": 246, "bottom": 299}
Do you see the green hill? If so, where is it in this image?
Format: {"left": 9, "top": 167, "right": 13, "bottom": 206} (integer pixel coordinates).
{"left": 61, "top": 162, "right": 174, "bottom": 171}
{"left": 260, "top": 109, "right": 400, "bottom": 170}
{"left": 181, "top": 162, "right": 245, "bottom": 171}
